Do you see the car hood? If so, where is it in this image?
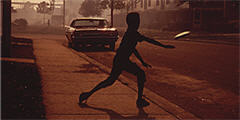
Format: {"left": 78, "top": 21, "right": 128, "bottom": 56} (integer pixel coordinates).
{"left": 75, "top": 27, "right": 117, "bottom": 32}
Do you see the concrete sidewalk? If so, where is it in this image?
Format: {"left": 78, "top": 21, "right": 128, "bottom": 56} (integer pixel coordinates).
{"left": 33, "top": 38, "right": 198, "bottom": 119}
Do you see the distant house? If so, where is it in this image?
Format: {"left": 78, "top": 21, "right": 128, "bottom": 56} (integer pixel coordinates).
{"left": 131, "top": 0, "right": 186, "bottom": 11}
{"left": 114, "top": 0, "right": 238, "bottom": 32}
{"left": 189, "top": 0, "right": 239, "bottom": 32}
{"left": 114, "top": 0, "right": 190, "bottom": 31}
{"left": 115, "top": 0, "right": 186, "bottom": 14}
{"left": 11, "top": 0, "right": 83, "bottom": 27}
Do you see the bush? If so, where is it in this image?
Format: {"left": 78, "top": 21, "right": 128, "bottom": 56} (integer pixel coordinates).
{"left": 13, "top": 18, "right": 28, "bottom": 29}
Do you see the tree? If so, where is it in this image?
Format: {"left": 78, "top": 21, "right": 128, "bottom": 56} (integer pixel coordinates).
{"left": 49, "top": 0, "right": 55, "bottom": 12}
{"left": 11, "top": 7, "right": 17, "bottom": 13}
{"left": 36, "top": 1, "right": 53, "bottom": 24}
{"left": 79, "top": 0, "right": 103, "bottom": 17}
{"left": 176, "top": 0, "right": 189, "bottom": 6}
{"left": 23, "top": 1, "right": 32, "bottom": 9}
{"left": 125, "top": 0, "right": 141, "bottom": 12}
{"left": 79, "top": 0, "right": 126, "bottom": 17}
{"left": 13, "top": 18, "right": 28, "bottom": 29}
{"left": 100, "top": 0, "right": 126, "bottom": 27}
{"left": 100, "top": 0, "right": 125, "bottom": 10}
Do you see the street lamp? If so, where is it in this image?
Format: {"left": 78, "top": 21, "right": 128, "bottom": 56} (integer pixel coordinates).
{"left": 63, "top": 0, "right": 65, "bottom": 27}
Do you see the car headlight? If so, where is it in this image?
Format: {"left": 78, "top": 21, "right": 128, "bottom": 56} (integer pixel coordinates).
{"left": 113, "top": 31, "right": 118, "bottom": 36}
{"left": 108, "top": 31, "right": 118, "bottom": 36}
{"left": 71, "top": 34, "right": 75, "bottom": 39}
{"left": 72, "top": 32, "right": 83, "bottom": 38}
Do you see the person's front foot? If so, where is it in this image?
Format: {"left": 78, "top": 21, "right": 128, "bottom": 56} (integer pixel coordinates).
{"left": 79, "top": 92, "right": 90, "bottom": 104}
{"left": 136, "top": 98, "right": 150, "bottom": 108}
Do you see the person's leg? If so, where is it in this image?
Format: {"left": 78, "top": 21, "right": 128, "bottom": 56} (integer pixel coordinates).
{"left": 79, "top": 65, "right": 122, "bottom": 103}
{"left": 136, "top": 70, "right": 145, "bottom": 100}
{"left": 124, "top": 61, "right": 149, "bottom": 107}
{"left": 88, "top": 70, "right": 121, "bottom": 96}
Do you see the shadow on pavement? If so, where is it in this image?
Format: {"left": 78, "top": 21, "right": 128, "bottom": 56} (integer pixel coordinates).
{"left": 79, "top": 103, "right": 155, "bottom": 120}
{"left": 1, "top": 37, "right": 45, "bottom": 119}
{"left": 73, "top": 45, "right": 114, "bottom": 52}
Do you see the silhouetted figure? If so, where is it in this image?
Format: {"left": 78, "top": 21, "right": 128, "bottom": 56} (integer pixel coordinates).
{"left": 79, "top": 12, "right": 175, "bottom": 108}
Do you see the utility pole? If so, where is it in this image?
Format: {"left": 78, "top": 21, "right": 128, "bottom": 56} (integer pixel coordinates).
{"left": 63, "top": 0, "right": 65, "bottom": 27}
{"left": 111, "top": 0, "right": 114, "bottom": 27}
{"left": 126, "top": 0, "right": 129, "bottom": 14}
{"left": 1, "top": 0, "right": 11, "bottom": 57}
{"left": 223, "top": 0, "right": 226, "bottom": 18}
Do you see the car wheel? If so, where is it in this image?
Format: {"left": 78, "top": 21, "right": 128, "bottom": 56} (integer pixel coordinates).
{"left": 68, "top": 42, "right": 72, "bottom": 48}
{"left": 110, "top": 42, "right": 115, "bottom": 51}
{"left": 72, "top": 43, "right": 78, "bottom": 49}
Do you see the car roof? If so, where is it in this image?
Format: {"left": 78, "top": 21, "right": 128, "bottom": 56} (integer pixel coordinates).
{"left": 74, "top": 17, "right": 107, "bottom": 21}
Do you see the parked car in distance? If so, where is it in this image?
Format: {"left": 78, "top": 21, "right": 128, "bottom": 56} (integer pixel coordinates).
{"left": 65, "top": 17, "right": 118, "bottom": 51}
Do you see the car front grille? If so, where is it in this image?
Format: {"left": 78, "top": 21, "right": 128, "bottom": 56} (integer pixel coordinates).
{"left": 75, "top": 31, "right": 116, "bottom": 38}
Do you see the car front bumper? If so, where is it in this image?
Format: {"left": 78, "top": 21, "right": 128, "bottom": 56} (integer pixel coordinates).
{"left": 72, "top": 37, "right": 118, "bottom": 44}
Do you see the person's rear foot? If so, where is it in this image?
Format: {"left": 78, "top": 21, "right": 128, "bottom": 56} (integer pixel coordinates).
{"left": 136, "top": 98, "right": 150, "bottom": 108}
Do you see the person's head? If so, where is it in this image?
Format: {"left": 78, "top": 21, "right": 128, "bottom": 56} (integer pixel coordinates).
{"left": 126, "top": 12, "right": 140, "bottom": 30}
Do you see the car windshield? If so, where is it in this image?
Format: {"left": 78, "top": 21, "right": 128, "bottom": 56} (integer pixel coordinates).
{"left": 71, "top": 19, "right": 108, "bottom": 28}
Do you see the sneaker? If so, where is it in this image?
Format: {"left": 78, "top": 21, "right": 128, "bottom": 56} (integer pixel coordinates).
{"left": 136, "top": 99, "right": 150, "bottom": 108}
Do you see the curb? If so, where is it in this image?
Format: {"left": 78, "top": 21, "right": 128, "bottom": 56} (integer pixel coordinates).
{"left": 172, "top": 39, "right": 239, "bottom": 46}
{"left": 153, "top": 38, "right": 239, "bottom": 46}
{"left": 118, "top": 27, "right": 239, "bottom": 46}
{"left": 70, "top": 47, "right": 200, "bottom": 120}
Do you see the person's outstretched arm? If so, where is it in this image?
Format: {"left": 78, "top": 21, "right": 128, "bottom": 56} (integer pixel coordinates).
{"left": 140, "top": 35, "right": 175, "bottom": 48}
{"left": 133, "top": 49, "right": 152, "bottom": 68}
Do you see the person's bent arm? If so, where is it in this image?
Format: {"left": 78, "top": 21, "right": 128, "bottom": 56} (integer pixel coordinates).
{"left": 133, "top": 49, "right": 152, "bottom": 68}
{"left": 144, "top": 37, "right": 165, "bottom": 47}
{"left": 140, "top": 35, "right": 175, "bottom": 48}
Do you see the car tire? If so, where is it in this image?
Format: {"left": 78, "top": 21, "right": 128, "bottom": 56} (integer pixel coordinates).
{"left": 68, "top": 42, "right": 72, "bottom": 48}
{"left": 72, "top": 42, "right": 78, "bottom": 49}
{"left": 110, "top": 42, "right": 115, "bottom": 51}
